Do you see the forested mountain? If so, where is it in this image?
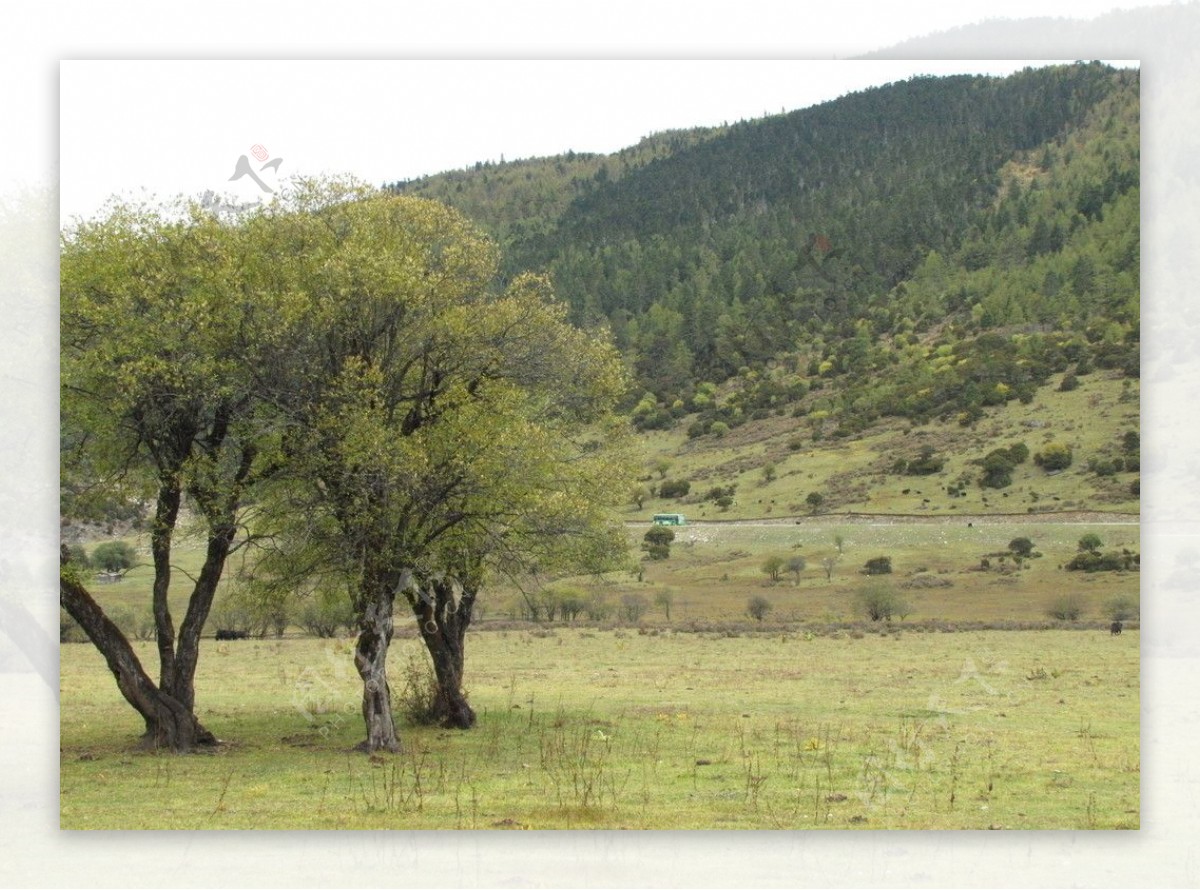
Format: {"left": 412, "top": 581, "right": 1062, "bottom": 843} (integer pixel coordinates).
{"left": 387, "top": 63, "right": 1138, "bottom": 438}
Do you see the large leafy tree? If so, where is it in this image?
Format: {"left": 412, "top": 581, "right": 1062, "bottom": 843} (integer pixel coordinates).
{"left": 60, "top": 199, "right": 276, "bottom": 750}
{"left": 245, "top": 185, "right": 632, "bottom": 751}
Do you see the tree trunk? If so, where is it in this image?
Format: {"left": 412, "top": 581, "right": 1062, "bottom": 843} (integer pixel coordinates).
{"left": 353, "top": 584, "right": 401, "bottom": 753}
{"left": 150, "top": 480, "right": 182, "bottom": 695}
{"left": 163, "top": 523, "right": 235, "bottom": 711}
{"left": 60, "top": 549, "right": 216, "bottom": 752}
{"left": 412, "top": 573, "right": 477, "bottom": 729}
{"left": 165, "top": 441, "right": 256, "bottom": 710}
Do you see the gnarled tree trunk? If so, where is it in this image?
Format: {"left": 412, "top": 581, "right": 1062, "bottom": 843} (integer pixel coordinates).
{"left": 353, "top": 582, "right": 401, "bottom": 753}
{"left": 410, "top": 572, "right": 477, "bottom": 729}
{"left": 60, "top": 547, "right": 216, "bottom": 752}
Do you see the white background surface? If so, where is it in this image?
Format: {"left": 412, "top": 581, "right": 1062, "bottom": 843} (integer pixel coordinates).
{"left": 2, "top": 1, "right": 1197, "bottom": 887}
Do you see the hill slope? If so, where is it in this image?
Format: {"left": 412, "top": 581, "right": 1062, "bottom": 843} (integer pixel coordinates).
{"left": 387, "top": 62, "right": 1140, "bottom": 518}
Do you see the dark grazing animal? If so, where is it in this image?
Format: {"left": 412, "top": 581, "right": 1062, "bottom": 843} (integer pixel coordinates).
{"left": 1110, "top": 620, "right": 1123, "bottom": 636}
{"left": 215, "top": 629, "right": 249, "bottom": 640}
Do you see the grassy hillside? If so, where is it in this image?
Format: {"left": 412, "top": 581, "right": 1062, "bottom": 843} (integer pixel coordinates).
{"left": 631, "top": 367, "right": 1138, "bottom": 523}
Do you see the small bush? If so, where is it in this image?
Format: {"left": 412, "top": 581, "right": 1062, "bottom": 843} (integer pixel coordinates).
{"left": 746, "top": 595, "right": 773, "bottom": 622}
{"left": 1046, "top": 593, "right": 1085, "bottom": 621}
{"left": 65, "top": 544, "right": 90, "bottom": 569}
{"left": 642, "top": 525, "right": 675, "bottom": 561}
{"left": 1105, "top": 593, "right": 1140, "bottom": 622}
{"left": 397, "top": 651, "right": 442, "bottom": 726}
{"left": 300, "top": 592, "right": 355, "bottom": 638}
{"left": 558, "top": 588, "right": 586, "bottom": 623}
{"left": 785, "top": 555, "right": 807, "bottom": 583}
{"left": 905, "top": 446, "right": 944, "bottom": 475}
{"left": 653, "top": 589, "right": 675, "bottom": 620}
{"left": 761, "top": 555, "right": 785, "bottom": 583}
{"left": 862, "top": 556, "right": 893, "bottom": 576}
{"left": 1035, "top": 442, "right": 1073, "bottom": 472}
{"left": 619, "top": 593, "right": 649, "bottom": 623}
{"left": 1008, "top": 537, "right": 1035, "bottom": 558}
{"left": 659, "top": 479, "right": 691, "bottom": 499}
{"left": 584, "top": 592, "right": 612, "bottom": 622}
{"left": 854, "top": 584, "right": 909, "bottom": 621}
{"left": 91, "top": 540, "right": 138, "bottom": 573}
{"left": 1066, "top": 550, "right": 1135, "bottom": 572}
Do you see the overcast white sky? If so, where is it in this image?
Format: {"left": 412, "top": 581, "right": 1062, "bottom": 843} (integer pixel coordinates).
{"left": 59, "top": 58, "right": 1141, "bottom": 224}
{"left": 0, "top": 0, "right": 1169, "bottom": 219}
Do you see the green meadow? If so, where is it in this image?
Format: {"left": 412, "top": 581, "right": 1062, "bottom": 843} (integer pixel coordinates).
{"left": 62, "top": 590, "right": 1138, "bottom": 830}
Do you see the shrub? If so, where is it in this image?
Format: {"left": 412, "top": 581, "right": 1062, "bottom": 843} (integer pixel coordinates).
{"left": 658, "top": 479, "right": 691, "bottom": 499}
{"left": 1089, "top": 458, "right": 1123, "bottom": 477}
{"left": 702, "top": 484, "right": 737, "bottom": 503}
{"left": 557, "top": 588, "right": 586, "bottom": 623}
{"left": 1008, "top": 537, "right": 1035, "bottom": 558}
{"left": 1066, "top": 550, "right": 1135, "bottom": 572}
{"left": 653, "top": 589, "right": 674, "bottom": 620}
{"left": 710, "top": 421, "right": 730, "bottom": 438}
{"left": 1078, "top": 533, "right": 1103, "bottom": 553}
{"left": 980, "top": 442, "right": 1029, "bottom": 489}
{"left": 397, "top": 650, "right": 442, "bottom": 726}
{"left": 854, "top": 584, "right": 909, "bottom": 621}
{"left": 619, "top": 593, "right": 649, "bottom": 623}
{"left": 91, "top": 540, "right": 138, "bottom": 573}
{"left": 65, "top": 544, "right": 90, "bottom": 569}
{"left": 1046, "top": 593, "right": 1085, "bottom": 621}
{"left": 905, "top": 446, "right": 944, "bottom": 475}
{"left": 785, "top": 555, "right": 807, "bottom": 583}
{"left": 1035, "top": 442, "right": 1073, "bottom": 472}
{"left": 980, "top": 449, "right": 1016, "bottom": 489}
{"left": 862, "top": 556, "right": 893, "bottom": 576}
{"left": 805, "top": 491, "right": 825, "bottom": 512}
{"left": 300, "top": 591, "right": 356, "bottom": 638}
{"left": 1105, "top": 593, "right": 1140, "bottom": 622}
{"left": 642, "top": 526, "right": 675, "bottom": 560}
{"left": 584, "top": 592, "right": 612, "bottom": 621}
{"left": 761, "top": 555, "right": 785, "bottom": 583}
{"left": 746, "top": 595, "right": 773, "bottom": 622}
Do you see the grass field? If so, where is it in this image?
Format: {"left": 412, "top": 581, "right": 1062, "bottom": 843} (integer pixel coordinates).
{"left": 60, "top": 622, "right": 1139, "bottom": 830}
{"left": 77, "top": 516, "right": 1140, "bottom": 632}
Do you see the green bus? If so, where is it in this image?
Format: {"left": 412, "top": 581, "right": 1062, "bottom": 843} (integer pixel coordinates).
{"left": 652, "top": 513, "right": 687, "bottom": 526}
